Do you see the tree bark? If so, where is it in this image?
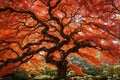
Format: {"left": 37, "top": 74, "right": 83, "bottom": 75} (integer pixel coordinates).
{"left": 56, "top": 60, "right": 68, "bottom": 79}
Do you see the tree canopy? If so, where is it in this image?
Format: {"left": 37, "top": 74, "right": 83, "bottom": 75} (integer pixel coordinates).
{"left": 0, "top": 0, "right": 120, "bottom": 78}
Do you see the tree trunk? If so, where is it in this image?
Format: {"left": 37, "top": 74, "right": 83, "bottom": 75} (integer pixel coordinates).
{"left": 56, "top": 61, "right": 68, "bottom": 79}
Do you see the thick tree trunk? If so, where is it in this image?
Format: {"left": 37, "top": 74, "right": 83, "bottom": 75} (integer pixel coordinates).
{"left": 57, "top": 66, "right": 67, "bottom": 78}
{"left": 56, "top": 61, "right": 68, "bottom": 79}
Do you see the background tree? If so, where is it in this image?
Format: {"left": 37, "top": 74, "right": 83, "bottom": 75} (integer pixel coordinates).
{"left": 0, "top": 0, "right": 120, "bottom": 79}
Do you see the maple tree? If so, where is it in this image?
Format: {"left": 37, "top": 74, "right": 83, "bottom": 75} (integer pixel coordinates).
{"left": 0, "top": 0, "right": 120, "bottom": 78}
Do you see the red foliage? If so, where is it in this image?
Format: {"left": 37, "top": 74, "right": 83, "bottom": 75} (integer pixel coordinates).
{"left": 0, "top": 0, "right": 120, "bottom": 77}
{"left": 68, "top": 63, "right": 87, "bottom": 76}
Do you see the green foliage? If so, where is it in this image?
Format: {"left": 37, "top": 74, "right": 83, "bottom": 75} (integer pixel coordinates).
{"left": 68, "top": 56, "right": 120, "bottom": 79}
{"left": 3, "top": 59, "right": 119, "bottom": 80}
{"left": 34, "top": 75, "right": 52, "bottom": 80}
{"left": 67, "top": 70, "right": 75, "bottom": 77}
{"left": 2, "top": 70, "right": 30, "bottom": 80}
{"left": 38, "top": 64, "right": 57, "bottom": 76}
{"left": 102, "top": 65, "right": 120, "bottom": 79}
{"left": 68, "top": 56, "right": 102, "bottom": 76}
